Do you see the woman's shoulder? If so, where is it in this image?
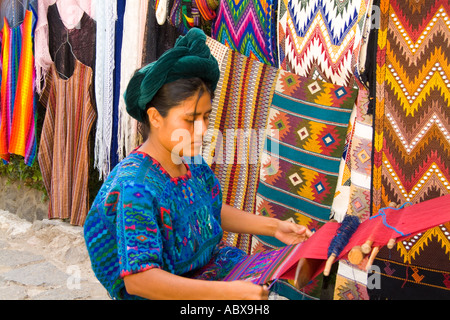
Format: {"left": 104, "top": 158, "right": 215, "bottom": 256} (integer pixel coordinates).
{"left": 185, "top": 155, "right": 213, "bottom": 173}
{"left": 103, "top": 151, "right": 168, "bottom": 194}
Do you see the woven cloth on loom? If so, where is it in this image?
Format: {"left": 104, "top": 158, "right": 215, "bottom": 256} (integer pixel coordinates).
{"left": 369, "top": 0, "right": 450, "bottom": 299}
{"left": 211, "top": 0, "right": 278, "bottom": 66}
{"left": 203, "top": 37, "right": 279, "bottom": 254}
{"left": 252, "top": 70, "right": 357, "bottom": 298}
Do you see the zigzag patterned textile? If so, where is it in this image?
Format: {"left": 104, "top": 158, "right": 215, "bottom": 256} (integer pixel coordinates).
{"left": 203, "top": 37, "right": 279, "bottom": 254}
{"left": 370, "top": 0, "right": 450, "bottom": 299}
{"left": 252, "top": 70, "right": 357, "bottom": 298}
{"left": 278, "top": 0, "right": 372, "bottom": 87}
{"left": 278, "top": 0, "right": 375, "bottom": 299}
{"left": 211, "top": 0, "right": 278, "bottom": 66}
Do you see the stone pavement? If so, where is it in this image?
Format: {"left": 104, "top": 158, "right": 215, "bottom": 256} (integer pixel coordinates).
{"left": 0, "top": 210, "right": 109, "bottom": 300}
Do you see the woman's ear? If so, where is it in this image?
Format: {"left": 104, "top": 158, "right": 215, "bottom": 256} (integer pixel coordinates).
{"left": 147, "top": 107, "right": 162, "bottom": 129}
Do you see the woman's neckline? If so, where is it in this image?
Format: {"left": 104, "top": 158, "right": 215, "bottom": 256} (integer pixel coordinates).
{"left": 132, "top": 148, "right": 193, "bottom": 184}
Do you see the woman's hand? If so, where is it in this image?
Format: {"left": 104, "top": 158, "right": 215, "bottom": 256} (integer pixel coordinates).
{"left": 274, "top": 220, "right": 313, "bottom": 245}
{"left": 223, "top": 281, "right": 269, "bottom": 300}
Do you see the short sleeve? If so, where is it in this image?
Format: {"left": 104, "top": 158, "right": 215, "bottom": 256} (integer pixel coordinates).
{"left": 116, "top": 182, "right": 163, "bottom": 278}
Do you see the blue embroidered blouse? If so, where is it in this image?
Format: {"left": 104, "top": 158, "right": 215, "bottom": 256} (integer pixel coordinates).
{"left": 84, "top": 149, "right": 246, "bottom": 299}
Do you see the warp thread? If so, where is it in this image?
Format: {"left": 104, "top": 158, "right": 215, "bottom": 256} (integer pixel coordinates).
{"left": 327, "top": 215, "right": 361, "bottom": 258}
{"left": 369, "top": 202, "right": 412, "bottom": 237}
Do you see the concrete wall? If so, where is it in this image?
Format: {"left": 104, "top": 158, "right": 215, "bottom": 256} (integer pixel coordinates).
{"left": 0, "top": 176, "right": 48, "bottom": 223}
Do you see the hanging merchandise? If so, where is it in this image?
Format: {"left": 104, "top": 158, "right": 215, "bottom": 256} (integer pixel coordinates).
{"left": 155, "top": 0, "right": 169, "bottom": 25}
{"left": 370, "top": 0, "right": 450, "bottom": 299}
{"left": 253, "top": 70, "right": 358, "bottom": 299}
{"left": 203, "top": 37, "right": 279, "bottom": 254}
{"left": 278, "top": 0, "right": 372, "bottom": 87}
{"left": 117, "top": 0, "right": 148, "bottom": 160}
{"left": 142, "top": 0, "right": 183, "bottom": 66}
{"left": 38, "top": 2, "right": 97, "bottom": 226}
{"left": 211, "top": 0, "right": 278, "bottom": 67}
{"left": 0, "top": 1, "right": 38, "bottom": 166}
{"left": 34, "top": 0, "right": 94, "bottom": 94}
{"left": 110, "top": 0, "right": 127, "bottom": 170}
{"left": 38, "top": 62, "right": 96, "bottom": 226}
{"left": 47, "top": 3, "right": 96, "bottom": 78}
{"left": 94, "top": 1, "right": 117, "bottom": 180}
{"left": 169, "top": 0, "right": 216, "bottom": 34}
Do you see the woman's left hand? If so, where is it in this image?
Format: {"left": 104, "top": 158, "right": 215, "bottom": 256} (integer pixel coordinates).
{"left": 274, "top": 220, "right": 313, "bottom": 245}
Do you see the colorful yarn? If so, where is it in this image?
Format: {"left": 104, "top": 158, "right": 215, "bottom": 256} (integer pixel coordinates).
{"left": 369, "top": 203, "right": 412, "bottom": 238}
{"left": 327, "top": 215, "right": 360, "bottom": 258}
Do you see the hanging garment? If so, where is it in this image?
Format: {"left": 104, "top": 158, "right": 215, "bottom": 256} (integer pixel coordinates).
{"left": 47, "top": 3, "right": 96, "bottom": 79}
{"left": 117, "top": 0, "right": 149, "bottom": 161}
{"left": 141, "top": 0, "right": 183, "bottom": 66}
{"left": 38, "top": 60, "right": 96, "bottom": 226}
{"left": 110, "top": 0, "right": 127, "bottom": 170}
{"left": 0, "top": 0, "right": 37, "bottom": 30}
{"left": 94, "top": 1, "right": 117, "bottom": 180}
{"left": 0, "top": 18, "right": 17, "bottom": 163}
{"left": 211, "top": 0, "right": 278, "bottom": 67}
{"left": 369, "top": 0, "right": 450, "bottom": 299}
{"left": 0, "top": 7, "right": 36, "bottom": 166}
{"left": 8, "top": 9, "right": 38, "bottom": 166}
{"left": 34, "top": 0, "right": 94, "bottom": 94}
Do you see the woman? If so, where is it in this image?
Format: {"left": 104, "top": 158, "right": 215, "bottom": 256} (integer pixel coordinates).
{"left": 84, "top": 28, "right": 312, "bottom": 300}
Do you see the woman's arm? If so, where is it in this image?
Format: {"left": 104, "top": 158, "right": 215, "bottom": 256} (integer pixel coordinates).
{"left": 221, "top": 204, "right": 312, "bottom": 245}
{"left": 123, "top": 268, "right": 269, "bottom": 300}
{"left": 221, "top": 203, "right": 279, "bottom": 237}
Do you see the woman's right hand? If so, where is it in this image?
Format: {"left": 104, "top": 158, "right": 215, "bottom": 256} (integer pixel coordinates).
{"left": 223, "top": 280, "right": 270, "bottom": 300}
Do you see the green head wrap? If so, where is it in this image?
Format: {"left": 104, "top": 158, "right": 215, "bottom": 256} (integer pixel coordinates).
{"left": 124, "top": 28, "right": 220, "bottom": 123}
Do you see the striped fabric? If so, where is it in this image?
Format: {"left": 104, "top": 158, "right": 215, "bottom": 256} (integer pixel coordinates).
{"left": 0, "top": 17, "right": 22, "bottom": 163}
{"left": 38, "top": 59, "right": 96, "bottom": 226}
{"left": 204, "top": 38, "right": 279, "bottom": 254}
{"left": 9, "top": 9, "right": 37, "bottom": 166}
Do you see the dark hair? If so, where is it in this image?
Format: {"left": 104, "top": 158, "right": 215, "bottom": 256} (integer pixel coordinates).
{"left": 140, "top": 77, "right": 214, "bottom": 138}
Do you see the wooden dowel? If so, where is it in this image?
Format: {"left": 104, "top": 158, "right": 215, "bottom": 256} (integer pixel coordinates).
{"left": 387, "top": 238, "right": 396, "bottom": 249}
{"left": 361, "top": 240, "right": 373, "bottom": 254}
{"left": 294, "top": 258, "right": 323, "bottom": 289}
{"left": 323, "top": 254, "right": 336, "bottom": 276}
{"left": 366, "top": 246, "right": 380, "bottom": 271}
{"left": 348, "top": 246, "right": 364, "bottom": 265}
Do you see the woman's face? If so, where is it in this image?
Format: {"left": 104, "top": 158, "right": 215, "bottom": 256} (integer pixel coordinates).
{"left": 150, "top": 90, "right": 212, "bottom": 159}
